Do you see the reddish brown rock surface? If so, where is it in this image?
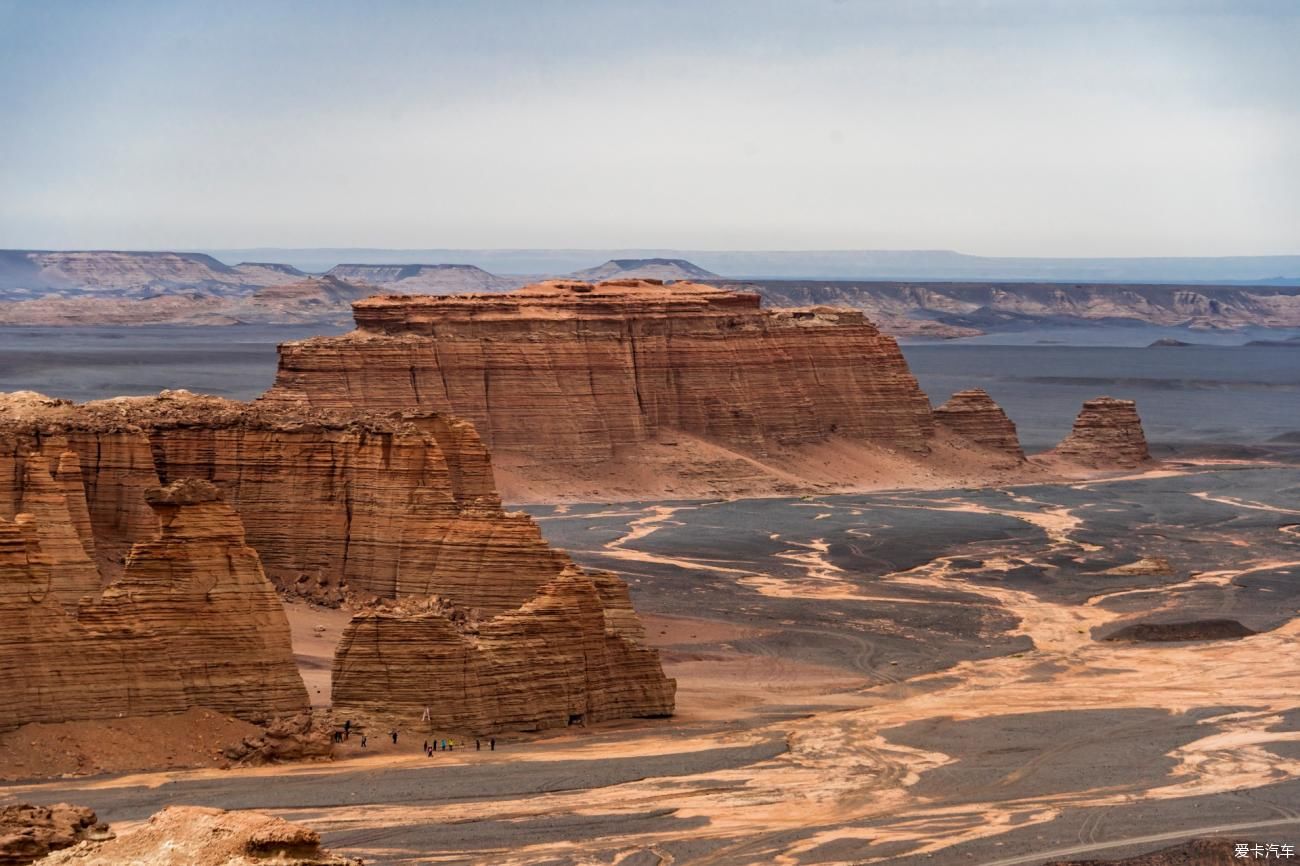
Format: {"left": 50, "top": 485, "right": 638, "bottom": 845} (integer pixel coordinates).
{"left": 933, "top": 389, "right": 1025, "bottom": 461}
{"left": 37, "top": 806, "right": 359, "bottom": 866}
{"left": 0, "top": 478, "right": 308, "bottom": 731}
{"left": 0, "top": 390, "right": 675, "bottom": 733}
{"left": 1049, "top": 397, "right": 1152, "bottom": 468}
{"left": 262, "top": 279, "right": 939, "bottom": 497}
{"left": 0, "top": 392, "right": 557, "bottom": 605}
{"left": 333, "top": 566, "right": 675, "bottom": 733}
{"left": 0, "top": 803, "right": 106, "bottom": 865}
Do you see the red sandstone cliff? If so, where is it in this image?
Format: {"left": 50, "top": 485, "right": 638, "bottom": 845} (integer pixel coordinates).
{"left": 333, "top": 566, "right": 675, "bottom": 733}
{"left": 0, "top": 479, "right": 307, "bottom": 732}
{"left": 0, "top": 390, "right": 676, "bottom": 733}
{"left": 262, "top": 279, "right": 952, "bottom": 498}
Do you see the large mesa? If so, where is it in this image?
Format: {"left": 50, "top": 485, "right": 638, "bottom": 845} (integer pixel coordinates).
{"left": 263, "top": 278, "right": 947, "bottom": 498}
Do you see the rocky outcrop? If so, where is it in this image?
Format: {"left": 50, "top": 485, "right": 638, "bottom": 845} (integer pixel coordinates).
{"left": 333, "top": 567, "right": 675, "bottom": 734}
{"left": 0, "top": 803, "right": 107, "bottom": 865}
{"left": 0, "top": 390, "right": 676, "bottom": 731}
{"left": 0, "top": 392, "right": 561, "bottom": 606}
{"left": 6, "top": 453, "right": 101, "bottom": 608}
{"left": 1049, "top": 397, "right": 1152, "bottom": 468}
{"left": 933, "top": 389, "right": 1024, "bottom": 460}
{"left": 221, "top": 711, "right": 336, "bottom": 766}
{"left": 0, "top": 479, "right": 309, "bottom": 732}
{"left": 263, "top": 279, "right": 938, "bottom": 494}
{"left": 37, "top": 806, "right": 360, "bottom": 866}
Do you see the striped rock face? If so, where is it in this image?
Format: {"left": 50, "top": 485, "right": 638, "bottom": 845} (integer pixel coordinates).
{"left": 0, "top": 391, "right": 674, "bottom": 734}
{"left": 933, "top": 389, "right": 1025, "bottom": 461}
{"left": 0, "top": 478, "right": 308, "bottom": 732}
{"left": 1050, "top": 397, "right": 1153, "bottom": 468}
{"left": 262, "top": 279, "right": 938, "bottom": 496}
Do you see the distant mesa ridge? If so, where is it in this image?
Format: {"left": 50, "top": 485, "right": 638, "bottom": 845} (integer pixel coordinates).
{"left": 324, "top": 263, "right": 516, "bottom": 293}
{"left": 235, "top": 261, "right": 306, "bottom": 276}
{"left": 569, "top": 257, "right": 721, "bottom": 281}
{"left": 2, "top": 248, "right": 1298, "bottom": 333}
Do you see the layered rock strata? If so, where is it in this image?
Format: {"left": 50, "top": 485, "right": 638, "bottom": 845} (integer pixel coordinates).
{"left": 1050, "top": 397, "right": 1152, "bottom": 467}
{"left": 262, "top": 279, "right": 937, "bottom": 471}
{"left": 933, "top": 389, "right": 1025, "bottom": 460}
{"left": 333, "top": 567, "right": 675, "bottom": 733}
{"left": 0, "top": 392, "right": 560, "bottom": 607}
{"left": 0, "top": 479, "right": 308, "bottom": 731}
{"left": 0, "top": 390, "right": 675, "bottom": 730}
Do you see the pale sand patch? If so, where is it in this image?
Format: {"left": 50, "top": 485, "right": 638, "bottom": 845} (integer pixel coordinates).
{"left": 283, "top": 601, "right": 353, "bottom": 707}
{"left": 1192, "top": 491, "right": 1300, "bottom": 515}
{"left": 492, "top": 427, "right": 1177, "bottom": 505}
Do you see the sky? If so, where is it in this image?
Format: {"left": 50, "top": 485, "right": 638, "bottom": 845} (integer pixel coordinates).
{"left": 1, "top": 0, "right": 1297, "bottom": 256}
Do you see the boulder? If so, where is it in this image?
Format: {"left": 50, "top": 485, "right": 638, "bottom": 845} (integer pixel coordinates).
{"left": 0, "top": 803, "right": 106, "bottom": 865}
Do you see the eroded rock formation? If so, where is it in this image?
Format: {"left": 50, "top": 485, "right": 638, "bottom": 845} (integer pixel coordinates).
{"left": 933, "top": 389, "right": 1025, "bottom": 460}
{"left": 333, "top": 566, "right": 675, "bottom": 733}
{"left": 1049, "top": 397, "right": 1152, "bottom": 468}
{"left": 0, "top": 479, "right": 307, "bottom": 732}
{"left": 36, "top": 806, "right": 360, "bottom": 866}
{"left": 0, "top": 803, "right": 106, "bottom": 866}
{"left": 0, "top": 390, "right": 676, "bottom": 732}
{"left": 263, "top": 279, "right": 939, "bottom": 495}
{"left": 0, "top": 391, "right": 559, "bottom": 605}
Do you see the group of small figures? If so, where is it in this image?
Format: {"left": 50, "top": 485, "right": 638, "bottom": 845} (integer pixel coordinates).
{"left": 328, "top": 719, "right": 497, "bottom": 753}
{"left": 422, "top": 737, "right": 495, "bottom": 756}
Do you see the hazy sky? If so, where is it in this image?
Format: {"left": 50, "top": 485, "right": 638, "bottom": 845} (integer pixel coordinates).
{"left": 1, "top": 0, "right": 1297, "bottom": 255}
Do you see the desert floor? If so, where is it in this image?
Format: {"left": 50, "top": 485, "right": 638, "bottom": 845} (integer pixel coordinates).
{"left": 7, "top": 463, "right": 1300, "bottom": 865}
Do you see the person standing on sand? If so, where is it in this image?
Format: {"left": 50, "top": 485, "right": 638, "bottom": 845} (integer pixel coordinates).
{"left": 490, "top": 737, "right": 495, "bottom": 751}
{"left": 475, "top": 739, "right": 480, "bottom": 751}
{"left": 344, "top": 720, "right": 351, "bottom": 736}
{"left": 390, "top": 730, "right": 398, "bottom": 745}
{"left": 361, "top": 735, "right": 367, "bottom": 748}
